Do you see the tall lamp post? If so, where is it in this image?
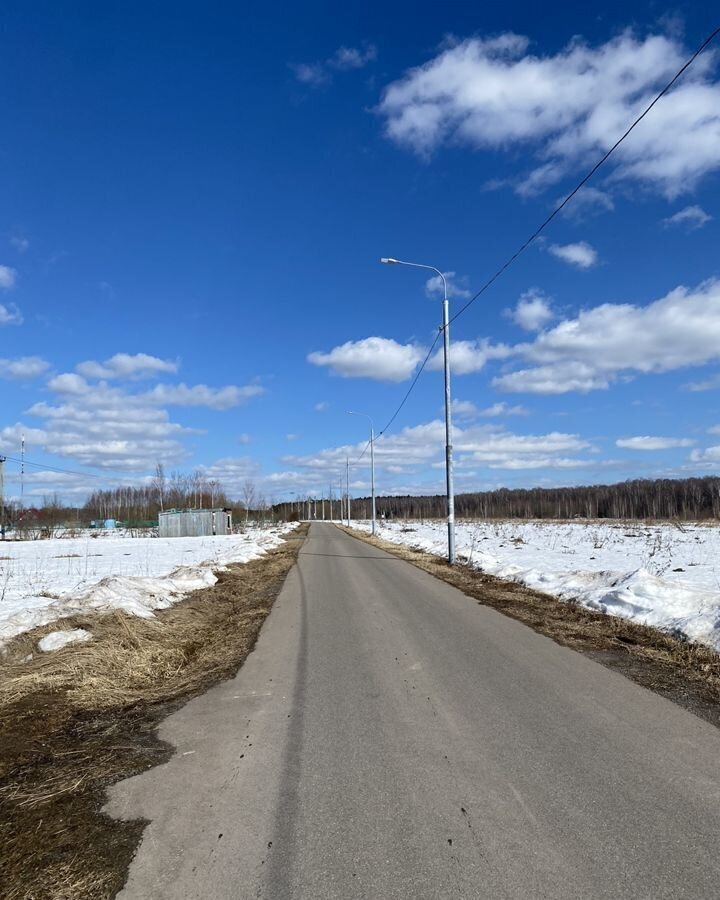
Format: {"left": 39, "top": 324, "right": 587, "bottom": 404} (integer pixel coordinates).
{"left": 380, "top": 257, "right": 455, "bottom": 564}
{"left": 348, "top": 411, "right": 376, "bottom": 535}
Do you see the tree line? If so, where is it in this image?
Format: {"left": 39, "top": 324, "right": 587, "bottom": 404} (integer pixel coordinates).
{"left": 359, "top": 476, "right": 720, "bottom": 521}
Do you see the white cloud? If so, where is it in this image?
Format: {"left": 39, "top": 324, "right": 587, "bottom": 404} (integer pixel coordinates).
{"left": 548, "top": 241, "right": 598, "bottom": 268}
{"left": 292, "top": 44, "right": 377, "bottom": 87}
{"left": 379, "top": 31, "right": 720, "bottom": 197}
{"left": 451, "top": 399, "right": 527, "bottom": 419}
{"left": 494, "top": 278, "right": 720, "bottom": 394}
{"left": 509, "top": 289, "right": 554, "bottom": 330}
{"left": 0, "top": 356, "right": 50, "bottom": 379}
{"left": 662, "top": 205, "right": 712, "bottom": 230}
{"left": 0, "top": 423, "right": 47, "bottom": 453}
{"left": 308, "top": 336, "right": 426, "bottom": 382}
{"left": 283, "top": 418, "right": 594, "bottom": 482}
{"left": 314, "top": 401, "right": 329, "bottom": 412}
{"left": 0, "top": 265, "right": 17, "bottom": 289}
{"left": 143, "top": 382, "right": 264, "bottom": 410}
{"left": 429, "top": 339, "right": 511, "bottom": 375}
{"left": 425, "top": 270, "right": 471, "bottom": 299}
{"left": 559, "top": 187, "right": 615, "bottom": 219}
{"left": 238, "top": 433, "right": 253, "bottom": 444}
{"left": 76, "top": 353, "right": 179, "bottom": 380}
{"left": 10, "top": 235, "right": 29, "bottom": 253}
{"left": 689, "top": 446, "right": 720, "bottom": 464}
{"left": 290, "top": 63, "right": 328, "bottom": 87}
{"left": 616, "top": 436, "right": 695, "bottom": 450}
{"left": 331, "top": 45, "right": 377, "bottom": 70}
{"left": 0, "top": 303, "right": 22, "bottom": 325}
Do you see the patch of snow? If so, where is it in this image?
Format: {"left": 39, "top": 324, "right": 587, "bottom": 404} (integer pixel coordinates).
{"left": 355, "top": 520, "right": 720, "bottom": 652}
{"left": 0, "top": 523, "right": 298, "bottom": 645}
{"left": 39, "top": 629, "right": 92, "bottom": 652}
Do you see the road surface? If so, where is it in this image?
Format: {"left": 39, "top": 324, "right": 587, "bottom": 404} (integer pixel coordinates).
{"left": 107, "top": 523, "right": 720, "bottom": 899}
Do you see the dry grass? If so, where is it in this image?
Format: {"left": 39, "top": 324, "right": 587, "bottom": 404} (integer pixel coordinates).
{"left": 0, "top": 525, "right": 307, "bottom": 900}
{"left": 342, "top": 526, "right": 720, "bottom": 726}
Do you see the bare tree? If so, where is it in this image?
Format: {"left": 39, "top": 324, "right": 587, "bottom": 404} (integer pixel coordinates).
{"left": 152, "top": 463, "right": 166, "bottom": 512}
{"left": 242, "top": 479, "right": 256, "bottom": 524}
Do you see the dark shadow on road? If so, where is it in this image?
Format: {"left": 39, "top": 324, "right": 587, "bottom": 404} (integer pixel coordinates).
{"left": 264, "top": 563, "right": 308, "bottom": 899}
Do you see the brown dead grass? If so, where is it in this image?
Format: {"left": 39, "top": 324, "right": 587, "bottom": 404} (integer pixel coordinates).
{"left": 0, "top": 525, "right": 307, "bottom": 900}
{"left": 342, "top": 526, "right": 720, "bottom": 726}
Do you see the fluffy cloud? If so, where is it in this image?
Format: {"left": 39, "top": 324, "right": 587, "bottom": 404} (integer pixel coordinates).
{"left": 314, "top": 401, "right": 329, "bottom": 412}
{"left": 0, "top": 303, "right": 22, "bottom": 325}
{"left": 0, "top": 265, "right": 17, "bottom": 290}
{"left": 0, "top": 356, "right": 49, "bottom": 379}
{"left": 76, "top": 353, "right": 179, "bottom": 380}
{"left": 509, "top": 289, "right": 554, "bottom": 330}
{"left": 616, "top": 436, "right": 695, "bottom": 450}
{"left": 284, "top": 418, "right": 593, "bottom": 480}
{"left": 429, "top": 339, "right": 512, "bottom": 375}
{"left": 548, "top": 241, "right": 598, "bottom": 268}
{"left": 425, "top": 271, "right": 471, "bottom": 299}
{"left": 308, "top": 336, "right": 426, "bottom": 382}
{"left": 495, "top": 278, "right": 720, "bottom": 394}
{"left": 379, "top": 31, "right": 720, "bottom": 197}
{"left": 661, "top": 205, "right": 712, "bottom": 230}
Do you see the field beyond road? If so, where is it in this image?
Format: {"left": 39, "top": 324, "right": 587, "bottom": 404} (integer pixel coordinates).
{"left": 108, "top": 523, "right": 720, "bottom": 899}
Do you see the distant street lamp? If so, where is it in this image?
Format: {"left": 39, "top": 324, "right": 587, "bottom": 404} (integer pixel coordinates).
{"left": 348, "top": 411, "right": 376, "bottom": 535}
{"left": 380, "top": 257, "right": 455, "bottom": 564}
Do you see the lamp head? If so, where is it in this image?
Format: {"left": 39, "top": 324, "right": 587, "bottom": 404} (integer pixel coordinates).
{"left": 380, "top": 257, "right": 399, "bottom": 264}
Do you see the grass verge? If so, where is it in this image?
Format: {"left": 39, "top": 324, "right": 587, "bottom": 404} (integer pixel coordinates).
{"left": 0, "top": 525, "right": 307, "bottom": 900}
{"left": 341, "top": 526, "right": 720, "bottom": 728}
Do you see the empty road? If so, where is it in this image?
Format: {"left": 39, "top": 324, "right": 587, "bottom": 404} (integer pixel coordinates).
{"left": 108, "top": 523, "right": 720, "bottom": 899}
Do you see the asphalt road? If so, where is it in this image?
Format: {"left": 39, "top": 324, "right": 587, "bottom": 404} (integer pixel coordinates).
{"left": 107, "top": 523, "right": 720, "bottom": 899}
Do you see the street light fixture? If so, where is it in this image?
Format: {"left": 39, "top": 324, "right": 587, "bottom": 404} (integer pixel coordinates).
{"left": 347, "top": 410, "right": 376, "bottom": 535}
{"left": 380, "top": 256, "right": 456, "bottom": 564}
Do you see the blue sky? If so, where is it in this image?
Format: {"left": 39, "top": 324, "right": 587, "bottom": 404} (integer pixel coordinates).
{"left": 1, "top": 1, "right": 719, "bottom": 504}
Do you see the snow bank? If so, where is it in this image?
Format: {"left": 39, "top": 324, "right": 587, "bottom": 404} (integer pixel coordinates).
{"left": 0, "top": 523, "right": 298, "bottom": 646}
{"left": 356, "top": 520, "right": 720, "bottom": 651}
{"left": 38, "top": 629, "right": 92, "bottom": 652}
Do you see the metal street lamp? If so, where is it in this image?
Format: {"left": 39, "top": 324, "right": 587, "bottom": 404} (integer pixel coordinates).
{"left": 348, "top": 411, "right": 376, "bottom": 535}
{"left": 380, "top": 257, "right": 456, "bottom": 564}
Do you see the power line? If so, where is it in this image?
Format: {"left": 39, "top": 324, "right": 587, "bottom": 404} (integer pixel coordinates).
{"left": 362, "top": 23, "right": 720, "bottom": 449}
{"left": 448, "top": 23, "right": 720, "bottom": 327}
{"left": 1, "top": 455, "right": 148, "bottom": 481}
{"left": 378, "top": 330, "right": 442, "bottom": 436}
{"left": 350, "top": 329, "right": 443, "bottom": 473}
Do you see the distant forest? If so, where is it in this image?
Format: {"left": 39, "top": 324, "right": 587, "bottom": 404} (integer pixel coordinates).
{"left": 6, "top": 474, "right": 720, "bottom": 528}
{"left": 339, "top": 476, "right": 720, "bottom": 522}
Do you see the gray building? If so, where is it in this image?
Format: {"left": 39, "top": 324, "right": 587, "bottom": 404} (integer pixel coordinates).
{"left": 158, "top": 508, "right": 233, "bottom": 538}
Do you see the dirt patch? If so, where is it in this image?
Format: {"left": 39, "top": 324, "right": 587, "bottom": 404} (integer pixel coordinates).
{"left": 342, "top": 526, "right": 720, "bottom": 728}
{"left": 0, "top": 525, "right": 307, "bottom": 900}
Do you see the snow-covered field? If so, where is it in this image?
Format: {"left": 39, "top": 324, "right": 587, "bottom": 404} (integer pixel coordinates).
{"left": 0, "top": 524, "right": 298, "bottom": 647}
{"left": 356, "top": 520, "right": 720, "bottom": 651}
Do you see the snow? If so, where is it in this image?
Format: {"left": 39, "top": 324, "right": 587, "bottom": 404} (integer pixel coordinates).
{"left": 0, "top": 524, "right": 298, "bottom": 646}
{"left": 38, "top": 629, "right": 92, "bottom": 652}
{"left": 356, "top": 520, "right": 720, "bottom": 651}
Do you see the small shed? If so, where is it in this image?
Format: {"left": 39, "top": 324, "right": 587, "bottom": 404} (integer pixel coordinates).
{"left": 158, "top": 508, "right": 233, "bottom": 538}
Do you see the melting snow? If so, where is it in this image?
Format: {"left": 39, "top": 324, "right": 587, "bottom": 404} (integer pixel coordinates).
{"left": 0, "top": 524, "right": 298, "bottom": 646}
{"left": 356, "top": 520, "right": 720, "bottom": 651}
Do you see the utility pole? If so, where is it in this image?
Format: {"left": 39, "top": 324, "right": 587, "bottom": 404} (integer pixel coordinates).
{"left": 346, "top": 455, "right": 351, "bottom": 526}
{"left": 348, "top": 412, "right": 376, "bottom": 535}
{"left": 380, "top": 257, "right": 455, "bottom": 563}
{"left": 329, "top": 486, "right": 333, "bottom": 522}
{"left": 0, "top": 455, "right": 5, "bottom": 539}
